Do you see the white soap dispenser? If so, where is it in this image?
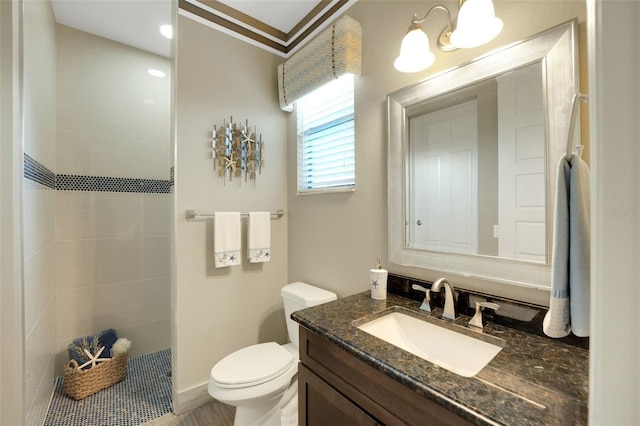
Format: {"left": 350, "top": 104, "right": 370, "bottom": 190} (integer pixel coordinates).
{"left": 370, "top": 257, "right": 388, "bottom": 300}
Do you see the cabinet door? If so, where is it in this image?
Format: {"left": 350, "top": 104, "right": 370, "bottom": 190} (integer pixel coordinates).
{"left": 299, "top": 364, "right": 381, "bottom": 426}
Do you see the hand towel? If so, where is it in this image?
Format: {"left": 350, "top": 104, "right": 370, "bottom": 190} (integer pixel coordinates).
{"left": 247, "top": 212, "right": 271, "bottom": 263}
{"left": 214, "top": 212, "right": 241, "bottom": 268}
{"left": 543, "top": 155, "right": 591, "bottom": 338}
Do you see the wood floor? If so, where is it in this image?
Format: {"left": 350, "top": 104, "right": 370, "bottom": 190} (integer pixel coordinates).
{"left": 142, "top": 400, "right": 235, "bottom": 426}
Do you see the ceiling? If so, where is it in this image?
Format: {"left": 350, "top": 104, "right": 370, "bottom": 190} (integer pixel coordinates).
{"left": 51, "top": 0, "right": 356, "bottom": 58}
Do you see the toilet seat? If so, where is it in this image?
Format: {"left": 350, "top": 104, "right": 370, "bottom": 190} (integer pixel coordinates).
{"left": 210, "top": 342, "right": 294, "bottom": 389}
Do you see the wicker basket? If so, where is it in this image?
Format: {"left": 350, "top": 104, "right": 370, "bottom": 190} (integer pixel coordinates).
{"left": 63, "top": 352, "right": 128, "bottom": 400}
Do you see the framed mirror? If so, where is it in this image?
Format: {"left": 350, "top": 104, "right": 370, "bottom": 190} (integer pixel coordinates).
{"left": 387, "top": 20, "right": 578, "bottom": 290}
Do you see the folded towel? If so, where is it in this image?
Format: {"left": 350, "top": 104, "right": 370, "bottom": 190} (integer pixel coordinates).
{"left": 543, "top": 155, "right": 591, "bottom": 338}
{"left": 247, "top": 212, "right": 271, "bottom": 263}
{"left": 214, "top": 212, "right": 241, "bottom": 268}
{"left": 67, "top": 328, "right": 118, "bottom": 368}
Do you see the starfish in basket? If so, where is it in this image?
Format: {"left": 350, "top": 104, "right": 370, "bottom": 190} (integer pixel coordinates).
{"left": 77, "top": 346, "right": 110, "bottom": 370}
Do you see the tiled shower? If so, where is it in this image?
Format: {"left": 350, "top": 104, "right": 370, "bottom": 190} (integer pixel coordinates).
{"left": 22, "top": 3, "right": 172, "bottom": 423}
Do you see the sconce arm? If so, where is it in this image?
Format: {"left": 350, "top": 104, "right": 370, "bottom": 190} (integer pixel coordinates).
{"left": 409, "top": 5, "right": 457, "bottom": 51}
{"left": 412, "top": 5, "right": 453, "bottom": 34}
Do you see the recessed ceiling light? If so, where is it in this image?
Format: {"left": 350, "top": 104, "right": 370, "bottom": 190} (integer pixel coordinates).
{"left": 160, "top": 24, "right": 173, "bottom": 39}
{"left": 148, "top": 69, "right": 166, "bottom": 78}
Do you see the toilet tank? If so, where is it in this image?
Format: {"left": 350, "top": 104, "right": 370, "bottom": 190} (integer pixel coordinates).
{"left": 281, "top": 282, "right": 337, "bottom": 349}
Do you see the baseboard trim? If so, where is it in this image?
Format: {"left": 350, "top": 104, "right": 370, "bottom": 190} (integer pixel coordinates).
{"left": 174, "top": 381, "right": 212, "bottom": 415}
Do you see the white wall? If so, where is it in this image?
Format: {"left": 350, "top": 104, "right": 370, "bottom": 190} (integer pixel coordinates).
{"left": 22, "top": 1, "right": 57, "bottom": 424}
{"left": 0, "top": 1, "right": 25, "bottom": 424}
{"left": 173, "top": 14, "right": 288, "bottom": 412}
{"left": 588, "top": 0, "right": 640, "bottom": 423}
{"left": 55, "top": 24, "right": 172, "bottom": 371}
{"left": 287, "top": 0, "right": 588, "bottom": 306}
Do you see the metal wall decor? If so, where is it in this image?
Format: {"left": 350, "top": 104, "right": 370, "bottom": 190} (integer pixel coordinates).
{"left": 212, "top": 117, "right": 264, "bottom": 184}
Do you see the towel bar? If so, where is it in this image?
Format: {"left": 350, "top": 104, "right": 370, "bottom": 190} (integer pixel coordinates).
{"left": 186, "top": 210, "right": 285, "bottom": 219}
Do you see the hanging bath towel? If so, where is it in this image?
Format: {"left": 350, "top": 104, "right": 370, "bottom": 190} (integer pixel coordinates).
{"left": 543, "top": 155, "right": 591, "bottom": 338}
{"left": 214, "top": 212, "right": 241, "bottom": 268}
{"left": 247, "top": 212, "right": 271, "bottom": 263}
{"left": 568, "top": 155, "right": 591, "bottom": 337}
{"left": 544, "top": 156, "right": 571, "bottom": 338}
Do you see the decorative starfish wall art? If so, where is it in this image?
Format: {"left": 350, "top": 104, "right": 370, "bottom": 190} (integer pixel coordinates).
{"left": 212, "top": 117, "right": 264, "bottom": 185}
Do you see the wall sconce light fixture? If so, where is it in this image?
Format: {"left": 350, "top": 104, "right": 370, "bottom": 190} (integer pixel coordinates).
{"left": 394, "top": 0, "right": 503, "bottom": 73}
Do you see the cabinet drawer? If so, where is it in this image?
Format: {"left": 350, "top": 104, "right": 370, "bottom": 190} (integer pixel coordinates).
{"left": 299, "top": 364, "right": 381, "bottom": 426}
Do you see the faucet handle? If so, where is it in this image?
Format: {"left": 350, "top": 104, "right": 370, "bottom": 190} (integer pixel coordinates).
{"left": 411, "top": 284, "right": 432, "bottom": 312}
{"left": 468, "top": 302, "right": 500, "bottom": 328}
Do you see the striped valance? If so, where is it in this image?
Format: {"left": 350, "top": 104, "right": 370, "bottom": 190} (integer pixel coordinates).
{"left": 277, "top": 15, "right": 362, "bottom": 111}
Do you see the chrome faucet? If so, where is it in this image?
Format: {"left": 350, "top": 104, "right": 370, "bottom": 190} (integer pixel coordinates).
{"left": 431, "top": 278, "right": 457, "bottom": 320}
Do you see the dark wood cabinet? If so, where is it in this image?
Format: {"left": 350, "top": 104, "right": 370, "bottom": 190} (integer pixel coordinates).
{"left": 299, "top": 364, "right": 380, "bottom": 425}
{"left": 298, "top": 326, "right": 474, "bottom": 426}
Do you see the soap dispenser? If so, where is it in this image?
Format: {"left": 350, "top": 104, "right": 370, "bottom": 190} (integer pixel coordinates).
{"left": 370, "top": 257, "right": 388, "bottom": 300}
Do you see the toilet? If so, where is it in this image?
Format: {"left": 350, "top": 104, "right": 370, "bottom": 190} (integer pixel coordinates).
{"left": 208, "top": 282, "right": 337, "bottom": 426}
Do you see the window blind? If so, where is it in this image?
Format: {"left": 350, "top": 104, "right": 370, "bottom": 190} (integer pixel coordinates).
{"left": 278, "top": 15, "right": 361, "bottom": 112}
{"left": 297, "top": 74, "right": 355, "bottom": 193}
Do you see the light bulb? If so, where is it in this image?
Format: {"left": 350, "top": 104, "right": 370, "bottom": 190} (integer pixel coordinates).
{"left": 450, "top": 0, "right": 503, "bottom": 48}
{"left": 394, "top": 27, "right": 435, "bottom": 73}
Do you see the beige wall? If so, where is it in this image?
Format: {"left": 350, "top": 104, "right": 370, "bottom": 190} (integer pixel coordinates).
{"left": 22, "top": 1, "right": 57, "bottom": 425}
{"left": 173, "top": 15, "right": 288, "bottom": 412}
{"left": 287, "top": 1, "right": 587, "bottom": 305}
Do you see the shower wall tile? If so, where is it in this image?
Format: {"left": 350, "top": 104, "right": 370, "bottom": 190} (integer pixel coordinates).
{"left": 56, "top": 238, "right": 140, "bottom": 289}
{"left": 56, "top": 277, "right": 170, "bottom": 340}
{"left": 24, "top": 295, "right": 56, "bottom": 415}
{"left": 55, "top": 278, "right": 170, "bottom": 374}
{"left": 23, "top": 180, "right": 56, "bottom": 257}
{"left": 26, "top": 353, "right": 55, "bottom": 426}
{"left": 119, "top": 317, "right": 171, "bottom": 359}
{"left": 56, "top": 191, "right": 143, "bottom": 240}
{"left": 56, "top": 24, "right": 170, "bottom": 180}
{"left": 23, "top": 0, "right": 57, "bottom": 421}
{"left": 54, "top": 23, "right": 171, "bottom": 376}
{"left": 24, "top": 243, "right": 56, "bottom": 335}
{"left": 143, "top": 193, "right": 170, "bottom": 237}
{"left": 141, "top": 236, "right": 171, "bottom": 279}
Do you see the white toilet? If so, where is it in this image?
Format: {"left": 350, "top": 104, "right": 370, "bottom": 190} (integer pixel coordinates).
{"left": 208, "top": 282, "right": 337, "bottom": 426}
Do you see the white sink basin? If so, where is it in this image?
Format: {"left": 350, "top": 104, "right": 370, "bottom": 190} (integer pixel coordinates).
{"left": 357, "top": 311, "right": 504, "bottom": 377}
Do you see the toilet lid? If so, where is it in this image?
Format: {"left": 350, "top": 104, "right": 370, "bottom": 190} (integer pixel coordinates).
{"left": 211, "top": 342, "right": 294, "bottom": 387}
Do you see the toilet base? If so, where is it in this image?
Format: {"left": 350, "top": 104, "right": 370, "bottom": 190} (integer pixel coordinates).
{"left": 233, "top": 377, "right": 298, "bottom": 426}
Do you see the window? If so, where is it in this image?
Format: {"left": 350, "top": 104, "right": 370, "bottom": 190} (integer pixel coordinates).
{"left": 296, "top": 74, "right": 355, "bottom": 194}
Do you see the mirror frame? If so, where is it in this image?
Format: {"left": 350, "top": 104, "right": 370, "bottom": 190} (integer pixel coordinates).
{"left": 387, "top": 20, "right": 578, "bottom": 290}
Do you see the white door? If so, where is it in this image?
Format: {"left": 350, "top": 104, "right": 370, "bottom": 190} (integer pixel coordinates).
{"left": 497, "top": 64, "right": 546, "bottom": 262}
{"left": 409, "top": 100, "right": 478, "bottom": 254}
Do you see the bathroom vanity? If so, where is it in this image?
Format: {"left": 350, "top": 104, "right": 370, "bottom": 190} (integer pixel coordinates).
{"left": 293, "top": 290, "right": 588, "bottom": 425}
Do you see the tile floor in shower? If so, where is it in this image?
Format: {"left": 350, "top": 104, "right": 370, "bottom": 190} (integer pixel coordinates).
{"left": 44, "top": 348, "right": 234, "bottom": 426}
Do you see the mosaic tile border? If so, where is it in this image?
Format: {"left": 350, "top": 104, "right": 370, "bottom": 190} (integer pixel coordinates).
{"left": 57, "top": 174, "right": 171, "bottom": 193}
{"left": 24, "top": 154, "right": 171, "bottom": 194}
{"left": 24, "top": 153, "right": 56, "bottom": 189}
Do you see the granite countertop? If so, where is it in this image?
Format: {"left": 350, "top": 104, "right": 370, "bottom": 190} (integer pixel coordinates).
{"left": 292, "top": 291, "right": 588, "bottom": 426}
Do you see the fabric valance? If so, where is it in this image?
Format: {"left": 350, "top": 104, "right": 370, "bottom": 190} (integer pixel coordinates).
{"left": 277, "top": 15, "right": 362, "bottom": 111}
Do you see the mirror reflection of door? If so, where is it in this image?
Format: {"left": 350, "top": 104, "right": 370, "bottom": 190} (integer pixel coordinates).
{"left": 409, "top": 100, "right": 478, "bottom": 254}
{"left": 497, "top": 64, "right": 546, "bottom": 262}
